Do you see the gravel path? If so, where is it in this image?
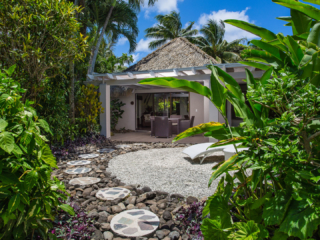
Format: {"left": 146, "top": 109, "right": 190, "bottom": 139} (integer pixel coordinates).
{"left": 108, "top": 148, "right": 226, "bottom": 199}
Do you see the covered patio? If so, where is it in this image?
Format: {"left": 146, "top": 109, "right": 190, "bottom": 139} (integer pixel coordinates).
{"left": 111, "top": 131, "right": 209, "bottom": 144}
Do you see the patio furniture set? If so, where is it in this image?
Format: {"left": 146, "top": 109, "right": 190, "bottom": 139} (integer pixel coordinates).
{"left": 150, "top": 115, "right": 195, "bottom": 138}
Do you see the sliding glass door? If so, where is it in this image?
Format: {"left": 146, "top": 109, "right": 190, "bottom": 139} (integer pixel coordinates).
{"left": 135, "top": 92, "right": 189, "bottom": 130}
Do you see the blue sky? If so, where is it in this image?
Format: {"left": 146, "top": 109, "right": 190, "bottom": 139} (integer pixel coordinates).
{"left": 114, "top": 0, "right": 295, "bottom": 63}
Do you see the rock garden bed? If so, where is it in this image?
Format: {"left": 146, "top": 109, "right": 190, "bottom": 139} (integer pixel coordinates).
{"left": 52, "top": 141, "right": 215, "bottom": 240}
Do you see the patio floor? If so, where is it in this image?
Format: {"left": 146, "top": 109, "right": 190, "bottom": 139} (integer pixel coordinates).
{"left": 111, "top": 131, "right": 210, "bottom": 144}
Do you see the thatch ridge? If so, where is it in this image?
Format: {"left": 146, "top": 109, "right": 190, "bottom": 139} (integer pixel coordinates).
{"left": 124, "top": 37, "right": 218, "bottom": 72}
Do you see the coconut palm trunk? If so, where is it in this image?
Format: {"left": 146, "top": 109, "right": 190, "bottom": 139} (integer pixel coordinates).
{"left": 87, "top": 5, "right": 114, "bottom": 77}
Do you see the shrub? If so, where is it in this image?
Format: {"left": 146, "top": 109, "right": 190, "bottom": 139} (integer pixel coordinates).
{"left": 0, "top": 66, "right": 74, "bottom": 239}
{"left": 111, "top": 99, "right": 125, "bottom": 131}
{"left": 78, "top": 84, "right": 104, "bottom": 132}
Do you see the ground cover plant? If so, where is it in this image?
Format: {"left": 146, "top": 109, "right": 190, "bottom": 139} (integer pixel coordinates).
{"left": 139, "top": 0, "right": 320, "bottom": 239}
{"left": 0, "top": 66, "right": 74, "bottom": 239}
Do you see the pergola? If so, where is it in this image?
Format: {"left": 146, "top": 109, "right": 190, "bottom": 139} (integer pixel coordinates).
{"left": 86, "top": 63, "right": 265, "bottom": 138}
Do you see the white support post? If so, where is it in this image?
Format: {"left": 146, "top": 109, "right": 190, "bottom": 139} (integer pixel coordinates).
{"left": 204, "top": 79, "right": 219, "bottom": 142}
{"left": 99, "top": 84, "right": 111, "bottom": 138}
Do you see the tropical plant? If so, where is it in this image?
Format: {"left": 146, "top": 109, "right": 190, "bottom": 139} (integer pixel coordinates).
{"left": 0, "top": 0, "right": 87, "bottom": 101}
{"left": 176, "top": 201, "right": 205, "bottom": 240}
{"left": 96, "top": 53, "right": 134, "bottom": 74}
{"left": 48, "top": 199, "right": 94, "bottom": 240}
{"left": 87, "top": 0, "right": 157, "bottom": 77}
{"left": 0, "top": 66, "right": 74, "bottom": 239}
{"left": 145, "top": 11, "right": 199, "bottom": 49}
{"left": 194, "top": 19, "right": 246, "bottom": 63}
{"left": 111, "top": 99, "right": 125, "bottom": 131}
{"left": 78, "top": 84, "right": 104, "bottom": 132}
{"left": 138, "top": 1, "right": 320, "bottom": 238}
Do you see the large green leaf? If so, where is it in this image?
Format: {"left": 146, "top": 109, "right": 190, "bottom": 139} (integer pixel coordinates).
{"left": 40, "top": 145, "right": 58, "bottom": 168}
{"left": 273, "top": 0, "right": 320, "bottom": 21}
{"left": 238, "top": 61, "right": 271, "bottom": 71}
{"left": 213, "top": 66, "right": 244, "bottom": 101}
{"left": 201, "top": 219, "right": 229, "bottom": 240}
{"left": 0, "top": 119, "right": 8, "bottom": 132}
{"left": 303, "top": 0, "right": 320, "bottom": 5}
{"left": 8, "top": 194, "right": 20, "bottom": 213}
{"left": 59, "top": 204, "right": 75, "bottom": 216}
{"left": 307, "top": 22, "right": 320, "bottom": 47}
{"left": 262, "top": 190, "right": 292, "bottom": 226}
{"left": 208, "top": 195, "right": 233, "bottom": 228}
{"left": 208, "top": 66, "right": 228, "bottom": 113}
{"left": 204, "top": 126, "right": 243, "bottom": 140}
{"left": 245, "top": 69, "right": 257, "bottom": 88}
{"left": 291, "top": 9, "right": 312, "bottom": 35}
{"left": 209, "top": 154, "right": 239, "bottom": 186}
{"left": 0, "top": 132, "right": 14, "bottom": 153}
{"left": 138, "top": 77, "right": 212, "bottom": 98}
{"left": 37, "top": 119, "right": 52, "bottom": 135}
{"left": 224, "top": 20, "right": 277, "bottom": 41}
{"left": 173, "top": 122, "right": 224, "bottom": 142}
{"left": 283, "top": 36, "right": 304, "bottom": 65}
{"left": 24, "top": 170, "right": 38, "bottom": 191}
{"left": 241, "top": 49, "right": 283, "bottom": 68}
{"left": 279, "top": 200, "right": 320, "bottom": 239}
{"left": 259, "top": 67, "right": 273, "bottom": 85}
{"left": 229, "top": 221, "right": 261, "bottom": 240}
{"left": 250, "top": 40, "right": 286, "bottom": 62}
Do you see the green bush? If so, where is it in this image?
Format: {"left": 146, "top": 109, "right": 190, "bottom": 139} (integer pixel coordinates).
{"left": 111, "top": 99, "right": 125, "bottom": 131}
{"left": 0, "top": 66, "right": 74, "bottom": 240}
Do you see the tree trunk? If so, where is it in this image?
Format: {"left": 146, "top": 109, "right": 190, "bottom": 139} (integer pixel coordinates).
{"left": 87, "top": 5, "right": 114, "bottom": 77}
{"left": 69, "top": 60, "right": 75, "bottom": 124}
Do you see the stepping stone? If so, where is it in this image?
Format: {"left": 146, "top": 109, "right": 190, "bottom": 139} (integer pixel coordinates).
{"left": 133, "top": 143, "right": 146, "bottom": 146}
{"left": 96, "top": 187, "right": 130, "bottom": 201}
{"left": 64, "top": 168, "right": 92, "bottom": 175}
{"left": 97, "top": 148, "right": 115, "bottom": 153}
{"left": 69, "top": 177, "right": 101, "bottom": 185}
{"left": 67, "top": 160, "right": 91, "bottom": 166}
{"left": 115, "top": 145, "right": 131, "bottom": 149}
{"left": 78, "top": 154, "right": 99, "bottom": 159}
{"left": 110, "top": 209, "right": 159, "bottom": 237}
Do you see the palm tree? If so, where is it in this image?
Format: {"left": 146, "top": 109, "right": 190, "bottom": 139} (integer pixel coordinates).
{"left": 194, "top": 19, "right": 246, "bottom": 63}
{"left": 145, "top": 11, "right": 198, "bottom": 49}
{"left": 87, "top": 0, "right": 157, "bottom": 77}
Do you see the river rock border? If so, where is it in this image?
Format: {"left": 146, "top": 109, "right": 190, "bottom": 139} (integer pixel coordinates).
{"left": 53, "top": 141, "right": 205, "bottom": 240}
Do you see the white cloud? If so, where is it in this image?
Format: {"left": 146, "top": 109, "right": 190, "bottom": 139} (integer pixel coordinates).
{"left": 196, "top": 8, "right": 256, "bottom": 42}
{"left": 132, "top": 53, "right": 140, "bottom": 63}
{"left": 142, "top": 0, "right": 184, "bottom": 18}
{"left": 118, "top": 37, "right": 128, "bottom": 45}
{"left": 135, "top": 38, "right": 155, "bottom": 52}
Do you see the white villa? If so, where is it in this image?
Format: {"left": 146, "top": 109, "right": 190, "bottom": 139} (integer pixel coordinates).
{"left": 87, "top": 38, "right": 264, "bottom": 140}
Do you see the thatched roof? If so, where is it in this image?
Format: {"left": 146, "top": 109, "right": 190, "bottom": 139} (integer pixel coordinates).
{"left": 124, "top": 37, "right": 218, "bottom": 72}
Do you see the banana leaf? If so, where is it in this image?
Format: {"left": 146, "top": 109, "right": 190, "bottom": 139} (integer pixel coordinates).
{"left": 283, "top": 36, "right": 304, "bottom": 66}
{"left": 307, "top": 22, "right": 320, "bottom": 47}
{"left": 224, "top": 20, "right": 277, "bottom": 41}
{"left": 241, "top": 49, "right": 283, "bottom": 68}
{"left": 208, "top": 137, "right": 247, "bottom": 149}
{"left": 173, "top": 122, "right": 224, "bottom": 142}
{"left": 138, "top": 77, "right": 212, "bottom": 98}
{"left": 290, "top": 9, "right": 312, "bottom": 35}
{"left": 250, "top": 40, "right": 287, "bottom": 62}
{"left": 238, "top": 61, "right": 271, "bottom": 71}
{"left": 273, "top": 0, "right": 320, "bottom": 21}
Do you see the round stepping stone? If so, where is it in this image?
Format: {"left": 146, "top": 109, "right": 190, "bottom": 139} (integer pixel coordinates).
{"left": 69, "top": 177, "right": 101, "bottom": 185}
{"left": 64, "top": 167, "right": 92, "bottom": 175}
{"left": 96, "top": 187, "right": 130, "bottom": 201}
{"left": 78, "top": 154, "right": 99, "bottom": 159}
{"left": 115, "top": 145, "right": 131, "bottom": 149}
{"left": 67, "top": 160, "right": 91, "bottom": 166}
{"left": 111, "top": 209, "right": 159, "bottom": 237}
{"left": 97, "top": 148, "right": 115, "bottom": 153}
